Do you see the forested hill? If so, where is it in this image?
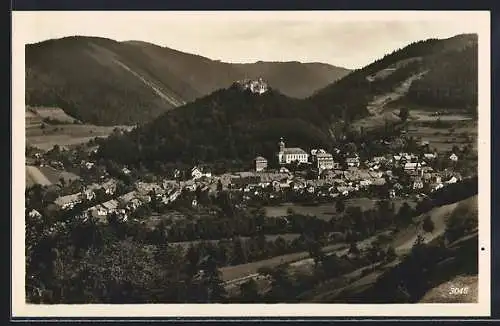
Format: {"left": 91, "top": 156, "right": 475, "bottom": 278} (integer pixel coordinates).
{"left": 96, "top": 34, "right": 478, "bottom": 167}
{"left": 25, "top": 36, "right": 350, "bottom": 125}
{"left": 308, "top": 33, "right": 478, "bottom": 122}
{"left": 97, "top": 84, "right": 331, "bottom": 168}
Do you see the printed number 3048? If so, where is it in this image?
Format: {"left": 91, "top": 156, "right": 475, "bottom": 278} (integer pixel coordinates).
{"left": 449, "top": 287, "right": 469, "bottom": 295}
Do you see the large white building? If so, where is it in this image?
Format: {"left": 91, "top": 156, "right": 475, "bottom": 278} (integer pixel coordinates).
{"left": 277, "top": 138, "right": 309, "bottom": 165}
{"left": 311, "top": 149, "right": 338, "bottom": 171}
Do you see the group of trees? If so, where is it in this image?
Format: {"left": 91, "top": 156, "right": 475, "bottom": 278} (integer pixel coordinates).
{"left": 26, "top": 209, "right": 229, "bottom": 304}
{"left": 407, "top": 45, "right": 477, "bottom": 111}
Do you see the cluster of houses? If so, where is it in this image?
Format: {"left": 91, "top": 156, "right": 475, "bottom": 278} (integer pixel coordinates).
{"left": 42, "top": 136, "right": 464, "bottom": 225}
{"left": 224, "top": 138, "right": 464, "bottom": 200}
{"left": 77, "top": 181, "right": 184, "bottom": 224}
{"left": 53, "top": 179, "right": 118, "bottom": 211}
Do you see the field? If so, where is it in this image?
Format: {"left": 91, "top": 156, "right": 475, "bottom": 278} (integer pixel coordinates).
{"left": 25, "top": 106, "right": 134, "bottom": 150}
{"left": 26, "top": 165, "right": 52, "bottom": 187}
{"left": 25, "top": 165, "right": 80, "bottom": 188}
{"left": 263, "top": 198, "right": 417, "bottom": 220}
{"left": 419, "top": 274, "right": 478, "bottom": 303}
{"left": 38, "top": 166, "right": 80, "bottom": 185}
{"left": 405, "top": 111, "right": 477, "bottom": 152}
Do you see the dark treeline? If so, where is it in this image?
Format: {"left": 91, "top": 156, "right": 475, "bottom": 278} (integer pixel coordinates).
{"left": 407, "top": 45, "right": 478, "bottom": 111}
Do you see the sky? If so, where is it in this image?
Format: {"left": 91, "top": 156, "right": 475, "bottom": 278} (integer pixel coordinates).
{"left": 15, "top": 11, "right": 484, "bottom": 69}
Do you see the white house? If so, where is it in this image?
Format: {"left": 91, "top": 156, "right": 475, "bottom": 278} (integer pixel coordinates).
{"left": 404, "top": 162, "right": 421, "bottom": 171}
{"left": 316, "top": 152, "right": 338, "bottom": 171}
{"left": 28, "top": 209, "right": 42, "bottom": 219}
{"left": 346, "top": 156, "right": 360, "bottom": 168}
{"left": 191, "top": 167, "right": 204, "bottom": 180}
{"left": 277, "top": 138, "right": 309, "bottom": 165}
{"left": 423, "top": 153, "right": 437, "bottom": 160}
{"left": 254, "top": 156, "right": 268, "bottom": 172}
{"left": 191, "top": 166, "right": 211, "bottom": 180}
{"left": 445, "top": 176, "right": 458, "bottom": 184}
{"left": 412, "top": 178, "right": 424, "bottom": 190}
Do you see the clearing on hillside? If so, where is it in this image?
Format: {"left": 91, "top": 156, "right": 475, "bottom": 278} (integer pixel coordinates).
{"left": 26, "top": 106, "right": 134, "bottom": 151}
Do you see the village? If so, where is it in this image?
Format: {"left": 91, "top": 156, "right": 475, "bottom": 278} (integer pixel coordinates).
{"left": 27, "top": 134, "right": 468, "bottom": 230}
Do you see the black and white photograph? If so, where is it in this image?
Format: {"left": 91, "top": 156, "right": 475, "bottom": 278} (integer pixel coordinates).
{"left": 12, "top": 10, "right": 490, "bottom": 317}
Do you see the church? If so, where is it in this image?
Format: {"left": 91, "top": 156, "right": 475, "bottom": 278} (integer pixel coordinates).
{"left": 277, "top": 137, "right": 309, "bottom": 165}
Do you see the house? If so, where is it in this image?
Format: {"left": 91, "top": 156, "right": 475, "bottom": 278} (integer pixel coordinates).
{"left": 315, "top": 152, "right": 339, "bottom": 171}
{"left": 191, "top": 166, "right": 204, "bottom": 180}
{"left": 371, "top": 178, "right": 386, "bottom": 186}
{"left": 412, "top": 178, "right": 424, "bottom": 190}
{"left": 449, "top": 153, "right": 459, "bottom": 162}
{"left": 388, "top": 189, "right": 396, "bottom": 199}
{"left": 423, "top": 153, "right": 437, "bottom": 160}
{"left": 102, "top": 180, "right": 117, "bottom": 195}
{"left": 372, "top": 156, "right": 386, "bottom": 164}
{"left": 82, "top": 188, "right": 96, "bottom": 201}
{"left": 254, "top": 156, "right": 268, "bottom": 172}
{"left": 277, "top": 138, "right": 309, "bottom": 164}
{"left": 433, "top": 183, "right": 444, "bottom": 192}
{"left": 404, "top": 162, "right": 421, "bottom": 171}
{"left": 28, "top": 209, "right": 42, "bottom": 219}
{"left": 279, "top": 167, "right": 290, "bottom": 174}
{"left": 86, "top": 205, "right": 108, "bottom": 222}
{"left": 231, "top": 175, "right": 261, "bottom": 188}
{"left": 101, "top": 199, "right": 119, "bottom": 213}
{"left": 445, "top": 176, "right": 458, "bottom": 184}
{"left": 393, "top": 183, "right": 404, "bottom": 191}
{"left": 359, "top": 180, "right": 372, "bottom": 187}
{"left": 346, "top": 156, "right": 360, "bottom": 168}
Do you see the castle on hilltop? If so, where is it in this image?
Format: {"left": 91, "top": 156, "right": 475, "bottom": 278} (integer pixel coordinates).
{"left": 236, "top": 77, "right": 269, "bottom": 95}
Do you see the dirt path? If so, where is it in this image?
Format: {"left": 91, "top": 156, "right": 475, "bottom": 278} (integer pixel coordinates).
{"left": 221, "top": 242, "right": 346, "bottom": 283}
{"left": 26, "top": 165, "right": 52, "bottom": 186}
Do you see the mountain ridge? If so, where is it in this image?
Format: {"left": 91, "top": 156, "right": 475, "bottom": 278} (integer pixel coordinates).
{"left": 26, "top": 36, "right": 351, "bottom": 125}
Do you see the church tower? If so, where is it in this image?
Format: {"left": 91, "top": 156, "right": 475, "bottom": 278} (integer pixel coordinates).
{"left": 279, "top": 137, "right": 285, "bottom": 152}
{"left": 277, "top": 137, "right": 286, "bottom": 164}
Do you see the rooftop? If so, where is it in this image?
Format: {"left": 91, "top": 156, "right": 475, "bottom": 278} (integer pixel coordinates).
{"left": 282, "top": 147, "right": 307, "bottom": 155}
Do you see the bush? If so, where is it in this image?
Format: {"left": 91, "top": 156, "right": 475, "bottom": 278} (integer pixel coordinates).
{"left": 422, "top": 215, "right": 435, "bottom": 233}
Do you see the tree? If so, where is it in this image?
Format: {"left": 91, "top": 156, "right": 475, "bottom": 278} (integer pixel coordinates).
{"left": 336, "top": 199, "right": 346, "bottom": 213}
{"left": 386, "top": 246, "right": 397, "bottom": 262}
{"left": 306, "top": 239, "right": 325, "bottom": 267}
{"left": 348, "top": 241, "right": 360, "bottom": 256}
{"left": 399, "top": 107, "right": 410, "bottom": 122}
{"left": 422, "top": 215, "right": 435, "bottom": 233}
{"left": 397, "top": 202, "right": 414, "bottom": 227}
{"left": 239, "top": 279, "right": 260, "bottom": 302}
